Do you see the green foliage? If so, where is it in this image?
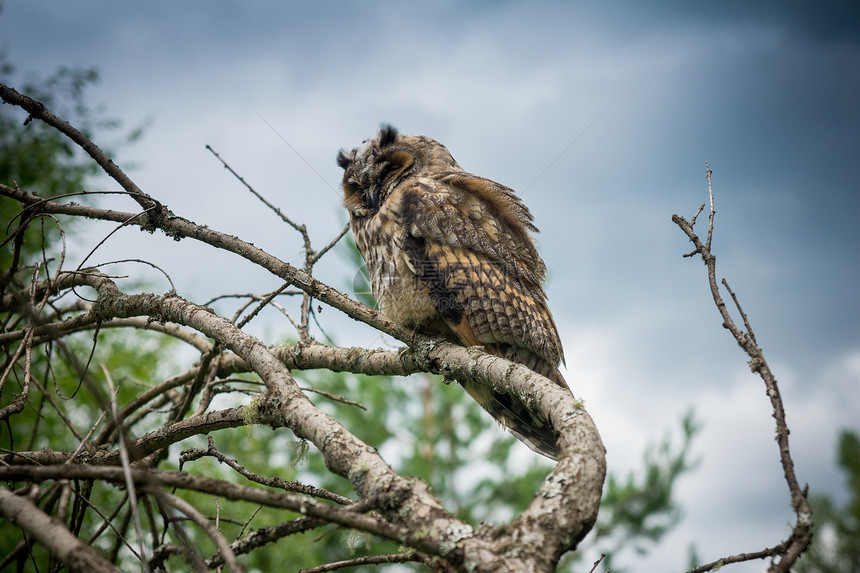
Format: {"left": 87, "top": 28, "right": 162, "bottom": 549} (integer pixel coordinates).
{"left": 566, "top": 410, "right": 701, "bottom": 572}
{"left": 196, "top": 368, "right": 700, "bottom": 572}
{"left": 797, "top": 429, "right": 860, "bottom": 573}
{"left": 166, "top": 366, "right": 552, "bottom": 572}
{"left": 0, "top": 57, "right": 701, "bottom": 570}
{"left": 0, "top": 50, "right": 142, "bottom": 271}
{"left": 0, "top": 328, "right": 179, "bottom": 568}
{"left": 138, "top": 239, "right": 703, "bottom": 572}
{"left": 0, "top": 55, "right": 152, "bottom": 571}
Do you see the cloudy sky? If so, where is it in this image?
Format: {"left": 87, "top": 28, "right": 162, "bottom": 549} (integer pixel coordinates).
{"left": 2, "top": 1, "right": 858, "bottom": 570}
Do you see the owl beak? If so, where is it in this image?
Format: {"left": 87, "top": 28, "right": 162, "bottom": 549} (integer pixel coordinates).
{"left": 365, "top": 185, "right": 380, "bottom": 210}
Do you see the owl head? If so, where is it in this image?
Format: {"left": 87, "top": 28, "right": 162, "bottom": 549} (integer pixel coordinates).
{"left": 337, "top": 124, "right": 460, "bottom": 218}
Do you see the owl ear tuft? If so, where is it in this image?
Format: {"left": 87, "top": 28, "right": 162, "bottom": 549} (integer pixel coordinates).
{"left": 336, "top": 149, "right": 351, "bottom": 169}
{"left": 379, "top": 123, "right": 398, "bottom": 146}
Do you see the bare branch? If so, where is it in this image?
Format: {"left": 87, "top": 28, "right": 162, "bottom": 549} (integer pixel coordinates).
{"left": 148, "top": 487, "right": 244, "bottom": 573}
{"left": 0, "top": 325, "right": 33, "bottom": 420}
{"left": 204, "top": 516, "right": 328, "bottom": 568}
{"left": 0, "top": 485, "right": 123, "bottom": 573}
{"left": 235, "top": 282, "right": 290, "bottom": 329}
{"left": 309, "top": 222, "right": 350, "bottom": 265}
{"left": 0, "top": 465, "right": 439, "bottom": 554}
{"left": 588, "top": 553, "right": 607, "bottom": 573}
{"left": 687, "top": 539, "right": 792, "bottom": 573}
{"left": 206, "top": 144, "right": 305, "bottom": 233}
{"left": 102, "top": 364, "right": 151, "bottom": 570}
{"left": 296, "top": 551, "right": 421, "bottom": 573}
{"left": 0, "top": 86, "right": 607, "bottom": 571}
{"left": 0, "top": 83, "right": 164, "bottom": 218}
{"left": 672, "top": 167, "right": 812, "bottom": 572}
{"left": 3, "top": 405, "right": 280, "bottom": 467}
{"left": 180, "top": 436, "right": 355, "bottom": 505}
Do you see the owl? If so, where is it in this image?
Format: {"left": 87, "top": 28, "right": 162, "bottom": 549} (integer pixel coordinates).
{"left": 337, "top": 125, "right": 569, "bottom": 460}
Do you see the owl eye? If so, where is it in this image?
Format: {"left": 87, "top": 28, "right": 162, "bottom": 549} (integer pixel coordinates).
{"left": 359, "top": 186, "right": 377, "bottom": 211}
{"left": 374, "top": 164, "right": 397, "bottom": 193}
{"left": 342, "top": 179, "right": 372, "bottom": 218}
{"left": 342, "top": 176, "right": 381, "bottom": 212}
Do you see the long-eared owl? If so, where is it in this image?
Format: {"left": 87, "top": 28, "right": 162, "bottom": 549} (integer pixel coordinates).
{"left": 337, "top": 125, "right": 569, "bottom": 460}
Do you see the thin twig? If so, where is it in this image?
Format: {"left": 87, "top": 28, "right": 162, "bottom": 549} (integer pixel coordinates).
{"left": 203, "top": 290, "right": 304, "bottom": 306}
{"left": 300, "top": 386, "right": 367, "bottom": 410}
{"left": 23, "top": 373, "right": 88, "bottom": 444}
{"left": 172, "top": 345, "right": 221, "bottom": 423}
{"left": 297, "top": 552, "right": 420, "bottom": 573}
{"left": 309, "top": 223, "right": 350, "bottom": 265}
{"left": 705, "top": 162, "right": 715, "bottom": 251}
{"left": 689, "top": 204, "right": 705, "bottom": 228}
{"left": 721, "top": 278, "right": 757, "bottom": 346}
{"left": 687, "top": 539, "right": 792, "bottom": 573}
{"left": 103, "top": 364, "right": 151, "bottom": 572}
{"left": 76, "top": 210, "right": 156, "bottom": 271}
{"left": 671, "top": 169, "right": 812, "bottom": 572}
{"left": 235, "top": 505, "right": 262, "bottom": 540}
{"left": 0, "top": 324, "right": 34, "bottom": 421}
{"left": 182, "top": 437, "right": 356, "bottom": 505}
{"left": 588, "top": 553, "right": 607, "bottom": 573}
{"left": 205, "top": 516, "right": 328, "bottom": 568}
{"left": 223, "top": 291, "right": 302, "bottom": 333}
{"left": 148, "top": 488, "right": 245, "bottom": 573}
{"left": 206, "top": 144, "right": 305, "bottom": 234}
{"left": 93, "top": 258, "right": 177, "bottom": 294}
{"left": 235, "top": 282, "right": 290, "bottom": 329}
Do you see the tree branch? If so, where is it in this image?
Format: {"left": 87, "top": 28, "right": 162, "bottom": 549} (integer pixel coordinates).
{"left": 0, "top": 84, "right": 606, "bottom": 571}
{"left": 147, "top": 487, "right": 244, "bottom": 573}
{"left": 0, "top": 83, "right": 165, "bottom": 220}
{"left": 0, "top": 465, "right": 439, "bottom": 555}
{"left": 672, "top": 165, "right": 812, "bottom": 572}
{"left": 0, "top": 485, "right": 123, "bottom": 573}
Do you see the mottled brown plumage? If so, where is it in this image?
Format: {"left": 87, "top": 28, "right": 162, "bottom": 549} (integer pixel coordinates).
{"left": 337, "top": 125, "right": 569, "bottom": 459}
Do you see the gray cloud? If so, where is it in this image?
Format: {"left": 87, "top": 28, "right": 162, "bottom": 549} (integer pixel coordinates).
{"left": 1, "top": 3, "right": 857, "bottom": 570}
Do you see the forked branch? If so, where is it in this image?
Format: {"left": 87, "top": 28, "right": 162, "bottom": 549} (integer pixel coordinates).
{"left": 672, "top": 165, "right": 812, "bottom": 572}
{"left": 0, "top": 81, "right": 605, "bottom": 572}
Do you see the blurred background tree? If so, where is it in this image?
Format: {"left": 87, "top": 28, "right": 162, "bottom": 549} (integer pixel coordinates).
{"left": 796, "top": 429, "right": 860, "bottom": 573}
{"left": 1, "top": 53, "right": 698, "bottom": 572}
{"left": 0, "top": 49, "right": 143, "bottom": 272}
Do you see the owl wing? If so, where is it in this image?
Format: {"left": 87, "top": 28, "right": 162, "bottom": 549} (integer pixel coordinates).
{"left": 391, "top": 174, "right": 565, "bottom": 369}
{"left": 390, "top": 175, "right": 568, "bottom": 459}
{"left": 435, "top": 171, "right": 548, "bottom": 300}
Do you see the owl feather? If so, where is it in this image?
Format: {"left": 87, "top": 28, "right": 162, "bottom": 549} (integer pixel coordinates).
{"left": 338, "top": 125, "right": 569, "bottom": 460}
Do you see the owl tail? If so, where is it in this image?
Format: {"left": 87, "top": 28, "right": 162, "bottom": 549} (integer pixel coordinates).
{"left": 460, "top": 373, "right": 564, "bottom": 461}
{"left": 441, "top": 318, "right": 567, "bottom": 459}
